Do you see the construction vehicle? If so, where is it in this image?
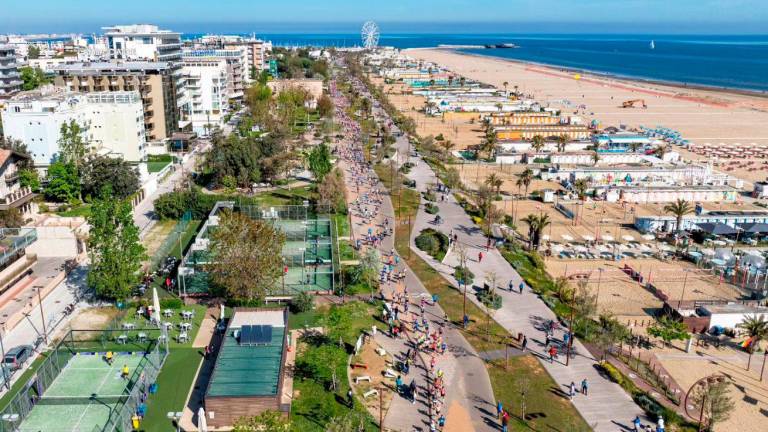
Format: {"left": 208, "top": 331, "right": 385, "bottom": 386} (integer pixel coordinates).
{"left": 621, "top": 99, "right": 647, "bottom": 109}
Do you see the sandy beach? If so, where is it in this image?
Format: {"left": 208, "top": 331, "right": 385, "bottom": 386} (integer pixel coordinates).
{"left": 403, "top": 48, "right": 768, "bottom": 186}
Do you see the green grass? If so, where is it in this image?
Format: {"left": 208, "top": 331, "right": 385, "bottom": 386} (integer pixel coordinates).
{"left": 140, "top": 347, "right": 203, "bottom": 432}
{"left": 0, "top": 352, "right": 50, "bottom": 410}
{"left": 251, "top": 186, "right": 314, "bottom": 207}
{"left": 488, "top": 356, "right": 591, "bottom": 432}
{"left": 109, "top": 304, "right": 208, "bottom": 349}
{"left": 56, "top": 204, "right": 91, "bottom": 218}
{"left": 332, "top": 213, "right": 351, "bottom": 238}
{"left": 375, "top": 161, "right": 591, "bottom": 430}
{"left": 147, "top": 160, "right": 171, "bottom": 173}
{"left": 290, "top": 302, "right": 379, "bottom": 431}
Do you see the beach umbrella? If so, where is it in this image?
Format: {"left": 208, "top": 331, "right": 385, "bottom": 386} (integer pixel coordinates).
{"left": 542, "top": 234, "right": 550, "bottom": 241}
{"left": 152, "top": 288, "right": 161, "bottom": 326}
{"left": 701, "top": 248, "right": 716, "bottom": 256}
{"left": 582, "top": 234, "right": 595, "bottom": 242}
{"left": 622, "top": 235, "right": 636, "bottom": 242}
{"left": 642, "top": 234, "right": 656, "bottom": 241}
{"left": 561, "top": 234, "right": 574, "bottom": 242}
{"left": 602, "top": 234, "right": 615, "bottom": 242}
{"left": 696, "top": 223, "right": 738, "bottom": 236}
{"left": 198, "top": 407, "right": 208, "bottom": 432}
{"left": 220, "top": 304, "right": 225, "bottom": 321}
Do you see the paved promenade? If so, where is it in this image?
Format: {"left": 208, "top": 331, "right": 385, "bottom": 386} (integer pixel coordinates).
{"left": 394, "top": 140, "right": 648, "bottom": 431}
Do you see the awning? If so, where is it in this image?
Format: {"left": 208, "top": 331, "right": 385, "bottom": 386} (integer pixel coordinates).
{"left": 696, "top": 223, "right": 738, "bottom": 236}
{"left": 737, "top": 222, "right": 768, "bottom": 234}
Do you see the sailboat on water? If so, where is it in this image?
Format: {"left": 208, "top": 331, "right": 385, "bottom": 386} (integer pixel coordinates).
{"left": 650, "top": 40, "right": 656, "bottom": 50}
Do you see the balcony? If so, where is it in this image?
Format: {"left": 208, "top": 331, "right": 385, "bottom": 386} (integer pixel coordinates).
{"left": 0, "top": 187, "right": 34, "bottom": 210}
{"left": 4, "top": 172, "right": 19, "bottom": 184}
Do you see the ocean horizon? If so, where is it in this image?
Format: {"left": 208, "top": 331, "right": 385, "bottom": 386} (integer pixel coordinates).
{"left": 180, "top": 33, "right": 768, "bottom": 93}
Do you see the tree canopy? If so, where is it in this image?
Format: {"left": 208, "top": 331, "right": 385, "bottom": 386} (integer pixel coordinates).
{"left": 81, "top": 156, "right": 139, "bottom": 200}
{"left": 19, "top": 66, "right": 49, "bottom": 91}
{"left": 44, "top": 161, "right": 80, "bottom": 202}
{"left": 58, "top": 120, "right": 89, "bottom": 170}
{"left": 86, "top": 188, "right": 146, "bottom": 301}
{"left": 206, "top": 210, "right": 286, "bottom": 302}
{"left": 308, "top": 142, "right": 332, "bottom": 182}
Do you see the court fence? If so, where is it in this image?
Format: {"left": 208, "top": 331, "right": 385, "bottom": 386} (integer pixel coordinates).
{"left": 0, "top": 329, "right": 168, "bottom": 432}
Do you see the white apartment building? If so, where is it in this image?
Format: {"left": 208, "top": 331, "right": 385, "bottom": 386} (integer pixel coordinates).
{"left": 1, "top": 89, "right": 146, "bottom": 169}
{"left": 102, "top": 24, "right": 186, "bottom": 120}
{"left": 196, "top": 35, "right": 271, "bottom": 79}
{"left": 183, "top": 49, "right": 246, "bottom": 99}
{"left": 0, "top": 43, "right": 21, "bottom": 99}
{"left": 181, "top": 57, "right": 228, "bottom": 136}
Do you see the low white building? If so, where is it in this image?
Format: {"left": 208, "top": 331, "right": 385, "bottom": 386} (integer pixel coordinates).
{"left": 1, "top": 88, "right": 146, "bottom": 169}
{"left": 698, "top": 304, "right": 768, "bottom": 331}
{"left": 544, "top": 164, "right": 713, "bottom": 185}
{"left": 603, "top": 185, "right": 739, "bottom": 204}
{"left": 182, "top": 56, "right": 229, "bottom": 136}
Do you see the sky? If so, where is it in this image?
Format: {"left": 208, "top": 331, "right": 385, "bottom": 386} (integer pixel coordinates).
{"left": 2, "top": 0, "right": 768, "bottom": 34}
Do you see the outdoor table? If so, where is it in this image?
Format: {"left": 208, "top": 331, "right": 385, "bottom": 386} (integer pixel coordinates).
{"left": 182, "top": 310, "right": 193, "bottom": 320}
{"left": 163, "top": 322, "right": 173, "bottom": 329}
{"left": 137, "top": 332, "right": 147, "bottom": 343}
{"left": 178, "top": 332, "right": 189, "bottom": 343}
{"left": 163, "top": 309, "right": 173, "bottom": 317}
{"left": 180, "top": 322, "right": 192, "bottom": 331}
{"left": 122, "top": 322, "right": 136, "bottom": 330}
{"left": 117, "top": 334, "right": 128, "bottom": 344}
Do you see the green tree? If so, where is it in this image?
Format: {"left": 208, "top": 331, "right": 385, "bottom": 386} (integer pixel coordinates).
{"left": 738, "top": 314, "right": 768, "bottom": 369}
{"left": 44, "top": 161, "right": 80, "bottom": 202}
{"left": 691, "top": 379, "right": 734, "bottom": 432}
{"left": 316, "top": 168, "right": 347, "bottom": 213}
{"left": 359, "top": 248, "right": 381, "bottom": 292}
{"left": 663, "top": 198, "right": 693, "bottom": 234}
{"left": 521, "top": 213, "right": 551, "bottom": 250}
{"left": 530, "top": 135, "right": 545, "bottom": 153}
{"left": 573, "top": 178, "right": 590, "bottom": 200}
{"left": 19, "top": 66, "right": 49, "bottom": 91}
{"left": 0, "top": 209, "right": 24, "bottom": 228}
{"left": 18, "top": 168, "right": 40, "bottom": 192}
{"left": 484, "top": 173, "right": 503, "bottom": 195}
{"left": 308, "top": 141, "right": 333, "bottom": 182}
{"left": 81, "top": 156, "right": 139, "bottom": 200}
{"left": 233, "top": 410, "right": 290, "bottom": 432}
{"left": 27, "top": 45, "right": 40, "bottom": 59}
{"left": 86, "top": 188, "right": 146, "bottom": 301}
{"left": 206, "top": 210, "right": 286, "bottom": 302}
{"left": 58, "top": 120, "right": 89, "bottom": 171}
{"left": 317, "top": 94, "right": 334, "bottom": 118}
{"left": 515, "top": 168, "right": 533, "bottom": 197}
{"left": 556, "top": 134, "right": 569, "bottom": 152}
{"left": 647, "top": 316, "right": 690, "bottom": 347}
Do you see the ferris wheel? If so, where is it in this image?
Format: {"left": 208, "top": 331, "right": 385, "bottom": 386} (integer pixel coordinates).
{"left": 361, "top": 21, "right": 380, "bottom": 50}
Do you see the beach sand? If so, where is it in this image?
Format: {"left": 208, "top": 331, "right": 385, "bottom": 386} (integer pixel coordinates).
{"left": 403, "top": 48, "right": 768, "bottom": 186}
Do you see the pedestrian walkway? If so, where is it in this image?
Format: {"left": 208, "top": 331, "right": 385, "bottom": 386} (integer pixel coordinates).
{"left": 393, "top": 136, "right": 648, "bottom": 431}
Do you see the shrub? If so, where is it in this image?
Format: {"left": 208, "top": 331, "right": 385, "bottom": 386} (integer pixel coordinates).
{"left": 600, "top": 362, "right": 625, "bottom": 386}
{"left": 159, "top": 298, "right": 184, "bottom": 309}
{"left": 423, "top": 190, "right": 437, "bottom": 202}
{"left": 477, "top": 289, "right": 502, "bottom": 309}
{"left": 414, "top": 228, "right": 449, "bottom": 261}
{"left": 425, "top": 203, "right": 439, "bottom": 215}
{"left": 453, "top": 266, "right": 474, "bottom": 285}
{"left": 291, "top": 292, "right": 315, "bottom": 313}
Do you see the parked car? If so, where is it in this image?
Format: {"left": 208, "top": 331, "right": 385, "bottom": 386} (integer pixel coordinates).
{"left": 3, "top": 345, "right": 33, "bottom": 370}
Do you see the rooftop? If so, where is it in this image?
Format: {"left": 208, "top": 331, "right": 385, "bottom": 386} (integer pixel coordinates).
{"left": 52, "top": 61, "right": 172, "bottom": 74}
{"left": 206, "top": 309, "right": 286, "bottom": 398}
{"left": 700, "top": 303, "right": 768, "bottom": 315}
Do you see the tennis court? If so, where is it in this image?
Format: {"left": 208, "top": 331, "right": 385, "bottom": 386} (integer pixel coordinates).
{"left": 17, "top": 353, "right": 144, "bottom": 432}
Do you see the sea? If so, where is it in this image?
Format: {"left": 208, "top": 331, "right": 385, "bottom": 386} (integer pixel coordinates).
{"left": 183, "top": 33, "right": 768, "bottom": 93}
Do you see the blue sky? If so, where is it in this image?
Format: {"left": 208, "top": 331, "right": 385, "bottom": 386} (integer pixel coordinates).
{"left": 2, "top": 0, "right": 767, "bottom": 34}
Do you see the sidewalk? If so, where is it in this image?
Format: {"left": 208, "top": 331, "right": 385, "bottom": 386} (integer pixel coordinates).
{"left": 398, "top": 147, "right": 648, "bottom": 431}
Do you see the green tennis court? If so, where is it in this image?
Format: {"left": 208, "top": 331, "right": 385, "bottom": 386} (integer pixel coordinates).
{"left": 17, "top": 353, "right": 144, "bottom": 432}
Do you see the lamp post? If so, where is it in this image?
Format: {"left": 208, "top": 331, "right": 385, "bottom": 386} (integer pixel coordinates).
{"left": 678, "top": 270, "right": 690, "bottom": 309}
{"left": 35, "top": 287, "right": 48, "bottom": 345}
{"left": 0, "top": 324, "right": 9, "bottom": 390}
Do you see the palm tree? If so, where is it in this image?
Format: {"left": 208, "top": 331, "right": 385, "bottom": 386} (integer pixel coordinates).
{"left": 480, "top": 133, "right": 497, "bottom": 160}
{"left": 573, "top": 178, "right": 589, "bottom": 201}
{"left": 629, "top": 141, "right": 642, "bottom": 153}
{"left": 485, "top": 173, "right": 504, "bottom": 195}
{"left": 448, "top": 76, "right": 454, "bottom": 88}
{"left": 503, "top": 81, "right": 509, "bottom": 96}
{"left": 553, "top": 276, "right": 574, "bottom": 302}
{"left": 459, "top": 76, "right": 466, "bottom": 88}
{"left": 495, "top": 102, "right": 504, "bottom": 113}
{"left": 522, "top": 213, "right": 551, "bottom": 250}
{"left": 655, "top": 144, "right": 668, "bottom": 160}
{"left": 663, "top": 199, "right": 692, "bottom": 234}
{"left": 738, "top": 314, "right": 768, "bottom": 370}
{"left": 440, "top": 140, "right": 455, "bottom": 160}
{"left": 556, "top": 134, "right": 569, "bottom": 153}
{"left": 592, "top": 151, "right": 600, "bottom": 165}
{"left": 429, "top": 79, "right": 436, "bottom": 87}
{"left": 531, "top": 135, "right": 545, "bottom": 153}
{"left": 516, "top": 168, "right": 533, "bottom": 198}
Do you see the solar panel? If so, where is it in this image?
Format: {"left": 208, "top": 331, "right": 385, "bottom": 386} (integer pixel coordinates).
{"left": 239, "top": 325, "right": 273, "bottom": 346}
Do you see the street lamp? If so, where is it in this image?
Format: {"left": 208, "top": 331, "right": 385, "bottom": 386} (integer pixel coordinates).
{"left": 166, "top": 411, "right": 183, "bottom": 432}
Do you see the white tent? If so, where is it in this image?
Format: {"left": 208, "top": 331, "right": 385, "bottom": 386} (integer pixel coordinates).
{"left": 198, "top": 407, "right": 208, "bottom": 432}
{"left": 152, "top": 288, "right": 161, "bottom": 326}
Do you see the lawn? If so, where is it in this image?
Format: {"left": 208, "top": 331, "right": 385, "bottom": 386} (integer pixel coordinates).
{"left": 140, "top": 347, "right": 203, "bottom": 432}
{"left": 109, "top": 303, "right": 209, "bottom": 349}
{"left": 56, "top": 203, "right": 92, "bottom": 218}
{"left": 375, "top": 162, "right": 591, "bottom": 431}
{"left": 289, "top": 302, "right": 380, "bottom": 431}
{"left": 147, "top": 160, "right": 171, "bottom": 173}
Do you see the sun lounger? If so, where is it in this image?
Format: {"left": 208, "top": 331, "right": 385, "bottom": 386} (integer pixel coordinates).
{"left": 355, "top": 375, "right": 372, "bottom": 384}
{"left": 363, "top": 389, "right": 379, "bottom": 399}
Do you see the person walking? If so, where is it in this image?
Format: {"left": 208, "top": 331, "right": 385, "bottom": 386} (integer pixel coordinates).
{"left": 496, "top": 400, "right": 503, "bottom": 419}
{"left": 519, "top": 282, "right": 525, "bottom": 294}
{"left": 508, "top": 280, "right": 514, "bottom": 291}
{"left": 521, "top": 335, "right": 528, "bottom": 351}
{"left": 501, "top": 410, "right": 510, "bottom": 432}
{"left": 396, "top": 375, "right": 403, "bottom": 393}
{"left": 548, "top": 345, "right": 558, "bottom": 363}
{"left": 581, "top": 378, "right": 588, "bottom": 396}
{"left": 478, "top": 251, "right": 484, "bottom": 262}
{"left": 633, "top": 416, "right": 643, "bottom": 432}
{"left": 569, "top": 381, "right": 576, "bottom": 401}
{"left": 409, "top": 380, "right": 417, "bottom": 404}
